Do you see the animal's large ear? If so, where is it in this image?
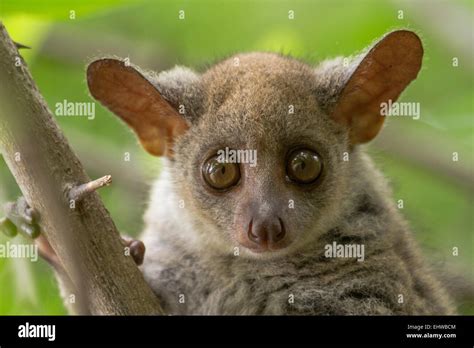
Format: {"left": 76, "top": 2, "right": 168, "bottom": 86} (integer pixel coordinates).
{"left": 331, "top": 30, "right": 423, "bottom": 144}
{"left": 87, "top": 59, "right": 189, "bottom": 156}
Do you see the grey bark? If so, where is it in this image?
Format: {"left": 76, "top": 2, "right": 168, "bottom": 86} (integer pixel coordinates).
{"left": 0, "top": 22, "right": 164, "bottom": 315}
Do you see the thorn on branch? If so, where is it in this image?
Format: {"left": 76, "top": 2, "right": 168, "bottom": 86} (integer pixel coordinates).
{"left": 68, "top": 175, "right": 112, "bottom": 202}
{"left": 14, "top": 41, "right": 31, "bottom": 50}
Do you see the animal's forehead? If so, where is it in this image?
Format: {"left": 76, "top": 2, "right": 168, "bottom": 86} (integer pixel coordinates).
{"left": 189, "top": 53, "right": 338, "bottom": 151}
{"left": 206, "top": 52, "right": 314, "bottom": 78}
{"left": 201, "top": 53, "right": 318, "bottom": 113}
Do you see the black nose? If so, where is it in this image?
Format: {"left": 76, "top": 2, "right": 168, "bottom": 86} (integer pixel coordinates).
{"left": 248, "top": 217, "right": 286, "bottom": 246}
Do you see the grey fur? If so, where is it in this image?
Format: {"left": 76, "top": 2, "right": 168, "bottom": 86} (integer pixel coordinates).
{"left": 134, "top": 48, "right": 454, "bottom": 315}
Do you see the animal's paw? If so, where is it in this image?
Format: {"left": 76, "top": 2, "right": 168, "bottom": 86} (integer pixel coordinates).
{"left": 1, "top": 197, "right": 146, "bottom": 267}
{"left": 1, "top": 197, "right": 61, "bottom": 268}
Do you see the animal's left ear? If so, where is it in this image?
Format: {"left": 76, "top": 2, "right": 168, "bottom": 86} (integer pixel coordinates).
{"left": 331, "top": 30, "right": 423, "bottom": 144}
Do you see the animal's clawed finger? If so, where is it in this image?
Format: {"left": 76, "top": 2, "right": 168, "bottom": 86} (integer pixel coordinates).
{"left": 2, "top": 197, "right": 40, "bottom": 239}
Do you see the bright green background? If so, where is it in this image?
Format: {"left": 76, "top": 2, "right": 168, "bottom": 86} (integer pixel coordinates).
{"left": 0, "top": 0, "right": 472, "bottom": 314}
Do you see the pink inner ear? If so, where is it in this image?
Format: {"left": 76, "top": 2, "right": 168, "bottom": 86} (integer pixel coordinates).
{"left": 87, "top": 59, "right": 189, "bottom": 157}
{"left": 331, "top": 30, "right": 423, "bottom": 144}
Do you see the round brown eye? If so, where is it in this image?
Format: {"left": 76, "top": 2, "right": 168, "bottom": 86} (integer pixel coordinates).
{"left": 202, "top": 157, "right": 240, "bottom": 190}
{"left": 287, "top": 149, "right": 322, "bottom": 184}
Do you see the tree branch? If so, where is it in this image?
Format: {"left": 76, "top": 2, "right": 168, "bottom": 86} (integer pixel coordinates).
{"left": 0, "top": 22, "right": 164, "bottom": 315}
{"left": 68, "top": 175, "right": 112, "bottom": 202}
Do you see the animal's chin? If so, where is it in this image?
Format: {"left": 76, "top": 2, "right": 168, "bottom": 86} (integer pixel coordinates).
{"left": 242, "top": 247, "right": 293, "bottom": 260}
{"left": 237, "top": 240, "right": 297, "bottom": 259}
{"left": 245, "top": 244, "right": 288, "bottom": 253}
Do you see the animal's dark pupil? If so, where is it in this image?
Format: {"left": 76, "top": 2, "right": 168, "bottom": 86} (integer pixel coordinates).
{"left": 221, "top": 166, "right": 226, "bottom": 175}
{"left": 300, "top": 160, "right": 306, "bottom": 171}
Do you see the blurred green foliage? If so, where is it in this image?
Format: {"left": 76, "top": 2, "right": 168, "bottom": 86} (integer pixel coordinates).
{"left": 0, "top": 0, "right": 472, "bottom": 314}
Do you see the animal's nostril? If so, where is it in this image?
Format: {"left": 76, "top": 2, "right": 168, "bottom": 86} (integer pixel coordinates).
{"left": 275, "top": 218, "right": 286, "bottom": 242}
{"left": 248, "top": 218, "right": 258, "bottom": 241}
{"left": 277, "top": 218, "right": 286, "bottom": 240}
{"left": 248, "top": 218, "right": 269, "bottom": 243}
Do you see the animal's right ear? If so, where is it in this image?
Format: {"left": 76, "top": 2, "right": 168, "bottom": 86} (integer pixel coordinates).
{"left": 87, "top": 59, "right": 189, "bottom": 157}
{"left": 334, "top": 30, "right": 423, "bottom": 144}
{"left": 316, "top": 30, "right": 423, "bottom": 145}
